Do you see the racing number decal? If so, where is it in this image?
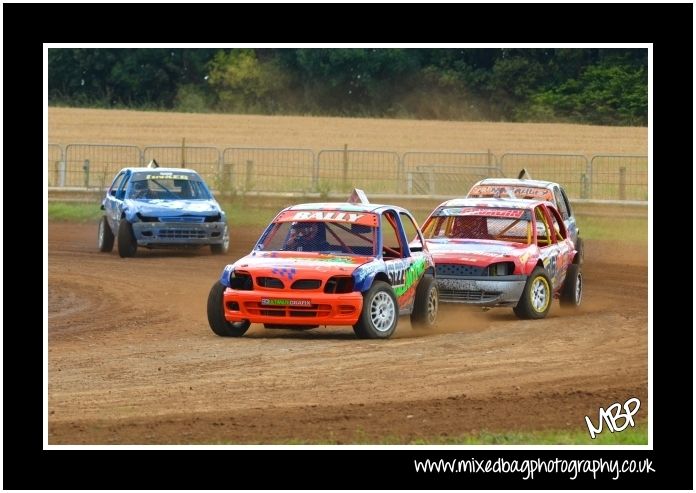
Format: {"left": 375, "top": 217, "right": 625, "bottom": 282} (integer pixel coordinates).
{"left": 386, "top": 258, "right": 410, "bottom": 289}
{"left": 546, "top": 253, "right": 557, "bottom": 279}
{"left": 386, "top": 257, "right": 427, "bottom": 309}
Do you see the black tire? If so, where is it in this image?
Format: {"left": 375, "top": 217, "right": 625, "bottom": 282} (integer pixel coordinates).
{"left": 210, "top": 224, "right": 229, "bottom": 255}
{"left": 98, "top": 216, "right": 114, "bottom": 252}
{"left": 560, "top": 264, "right": 582, "bottom": 308}
{"left": 513, "top": 266, "right": 553, "bottom": 320}
{"left": 117, "top": 220, "right": 138, "bottom": 258}
{"left": 410, "top": 275, "right": 438, "bottom": 329}
{"left": 574, "top": 237, "right": 584, "bottom": 265}
{"left": 207, "top": 281, "right": 251, "bottom": 337}
{"left": 353, "top": 281, "right": 398, "bottom": 339}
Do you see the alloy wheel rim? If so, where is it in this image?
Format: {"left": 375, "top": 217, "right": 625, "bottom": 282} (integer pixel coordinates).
{"left": 427, "top": 287, "right": 438, "bottom": 323}
{"left": 370, "top": 292, "right": 395, "bottom": 332}
{"left": 531, "top": 276, "right": 550, "bottom": 312}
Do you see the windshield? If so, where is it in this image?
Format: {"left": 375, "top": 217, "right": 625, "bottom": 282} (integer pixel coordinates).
{"left": 256, "top": 212, "right": 378, "bottom": 255}
{"left": 422, "top": 207, "right": 533, "bottom": 245}
{"left": 127, "top": 174, "right": 212, "bottom": 200}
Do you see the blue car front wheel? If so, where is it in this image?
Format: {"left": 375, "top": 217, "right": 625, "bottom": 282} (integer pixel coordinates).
{"left": 117, "top": 221, "right": 137, "bottom": 258}
{"left": 98, "top": 216, "right": 114, "bottom": 253}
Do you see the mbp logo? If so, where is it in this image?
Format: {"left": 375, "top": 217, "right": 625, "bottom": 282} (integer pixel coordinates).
{"left": 584, "top": 397, "right": 641, "bottom": 439}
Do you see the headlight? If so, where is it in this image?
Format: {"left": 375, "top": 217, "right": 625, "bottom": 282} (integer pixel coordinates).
{"left": 488, "top": 262, "right": 515, "bottom": 276}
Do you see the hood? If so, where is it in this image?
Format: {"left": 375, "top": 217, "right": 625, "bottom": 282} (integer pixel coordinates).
{"left": 426, "top": 239, "right": 531, "bottom": 266}
{"left": 233, "top": 251, "right": 372, "bottom": 275}
{"left": 126, "top": 199, "right": 221, "bottom": 217}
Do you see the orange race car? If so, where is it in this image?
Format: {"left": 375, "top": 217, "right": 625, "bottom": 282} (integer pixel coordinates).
{"left": 207, "top": 193, "right": 438, "bottom": 339}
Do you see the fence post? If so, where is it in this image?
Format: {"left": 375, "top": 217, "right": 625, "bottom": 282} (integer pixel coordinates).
{"left": 245, "top": 160, "right": 254, "bottom": 192}
{"left": 618, "top": 167, "right": 626, "bottom": 200}
{"left": 580, "top": 173, "right": 589, "bottom": 199}
{"left": 396, "top": 154, "right": 403, "bottom": 194}
{"left": 54, "top": 161, "right": 60, "bottom": 187}
{"left": 83, "top": 159, "right": 90, "bottom": 188}
{"left": 342, "top": 144, "right": 348, "bottom": 192}
{"left": 220, "top": 162, "right": 234, "bottom": 195}
{"left": 312, "top": 154, "right": 319, "bottom": 192}
{"left": 58, "top": 160, "right": 66, "bottom": 187}
{"left": 181, "top": 137, "right": 186, "bottom": 168}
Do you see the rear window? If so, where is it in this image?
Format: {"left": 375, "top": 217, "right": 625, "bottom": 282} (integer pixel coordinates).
{"left": 468, "top": 184, "right": 553, "bottom": 202}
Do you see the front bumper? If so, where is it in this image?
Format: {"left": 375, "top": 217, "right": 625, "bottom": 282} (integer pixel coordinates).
{"left": 437, "top": 276, "right": 526, "bottom": 306}
{"left": 223, "top": 288, "right": 364, "bottom": 326}
{"left": 132, "top": 221, "right": 226, "bottom": 246}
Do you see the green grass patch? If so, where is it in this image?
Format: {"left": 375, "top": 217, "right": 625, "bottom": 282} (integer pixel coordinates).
{"left": 218, "top": 200, "right": 278, "bottom": 227}
{"left": 48, "top": 202, "right": 103, "bottom": 222}
{"left": 576, "top": 215, "right": 647, "bottom": 244}
{"left": 407, "top": 423, "right": 648, "bottom": 445}
{"left": 47, "top": 199, "right": 649, "bottom": 248}
{"left": 47, "top": 200, "right": 276, "bottom": 227}
{"left": 207, "top": 423, "right": 648, "bottom": 445}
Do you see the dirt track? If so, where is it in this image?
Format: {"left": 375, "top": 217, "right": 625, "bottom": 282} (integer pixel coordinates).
{"left": 48, "top": 222, "right": 648, "bottom": 444}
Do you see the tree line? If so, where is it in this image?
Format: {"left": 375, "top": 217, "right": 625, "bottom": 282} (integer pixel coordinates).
{"left": 48, "top": 48, "right": 647, "bottom": 126}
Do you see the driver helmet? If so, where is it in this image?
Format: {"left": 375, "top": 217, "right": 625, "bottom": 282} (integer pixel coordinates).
{"left": 290, "top": 221, "right": 319, "bottom": 241}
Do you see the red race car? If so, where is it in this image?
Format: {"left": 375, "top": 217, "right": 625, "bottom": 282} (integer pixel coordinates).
{"left": 420, "top": 197, "right": 582, "bottom": 319}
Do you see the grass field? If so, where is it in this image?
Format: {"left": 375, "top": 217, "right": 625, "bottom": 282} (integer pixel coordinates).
{"left": 48, "top": 199, "right": 648, "bottom": 244}
{"left": 210, "top": 423, "right": 648, "bottom": 445}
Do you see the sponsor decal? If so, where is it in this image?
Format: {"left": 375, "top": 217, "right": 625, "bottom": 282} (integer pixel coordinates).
{"left": 439, "top": 207, "right": 524, "bottom": 218}
{"left": 470, "top": 185, "right": 553, "bottom": 201}
{"left": 391, "top": 257, "right": 427, "bottom": 297}
{"left": 275, "top": 210, "right": 377, "bottom": 226}
{"left": 261, "top": 298, "right": 312, "bottom": 306}
{"left": 292, "top": 211, "right": 364, "bottom": 222}
{"left": 461, "top": 208, "right": 525, "bottom": 218}
{"left": 146, "top": 174, "right": 190, "bottom": 180}
{"left": 314, "top": 255, "right": 356, "bottom": 264}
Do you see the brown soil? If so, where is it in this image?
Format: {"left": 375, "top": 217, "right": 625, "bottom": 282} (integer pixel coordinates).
{"left": 48, "top": 222, "right": 648, "bottom": 444}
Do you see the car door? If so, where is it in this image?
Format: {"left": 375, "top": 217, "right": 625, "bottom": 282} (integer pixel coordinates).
{"left": 554, "top": 185, "right": 578, "bottom": 244}
{"left": 380, "top": 210, "right": 423, "bottom": 314}
{"left": 103, "top": 170, "right": 128, "bottom": 232}
{"left": 535, "top": 204, "right": 572, "bottom": 290}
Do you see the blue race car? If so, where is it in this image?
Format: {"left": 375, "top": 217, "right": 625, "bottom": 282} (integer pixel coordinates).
{"left": 98, "top": 166, "right": 229, "bottom": 257}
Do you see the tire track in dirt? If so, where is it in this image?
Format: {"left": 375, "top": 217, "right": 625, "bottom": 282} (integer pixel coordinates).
{"left": 47, "top": 222, "right": 648, "bottom": 444}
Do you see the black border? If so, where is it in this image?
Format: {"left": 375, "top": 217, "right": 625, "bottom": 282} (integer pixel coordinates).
{"left": 8, "top": 1, "right": 692, "bottom": 490}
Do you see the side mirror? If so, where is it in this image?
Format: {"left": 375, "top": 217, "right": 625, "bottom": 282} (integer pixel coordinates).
{"left": 110, "top": 190, "right": 116, "bottom": 197}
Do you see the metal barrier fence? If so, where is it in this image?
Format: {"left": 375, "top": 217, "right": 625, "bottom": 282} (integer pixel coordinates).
{"left": 48, "top": 144, "right": 64, "bottom": 187}
{"left": 142, "top": 146, "right": 220, "bottom": 184}
{"left": 64, "top": 144, "right": 141, "bottom": 189}
{"left": 590, "top": 155, "right": 648, "bottom": 201}
{"left": 47, "top": 143, "right": 648, "bottom": 202}
{"left": 499, "top": 153, "right": 590, "bottom": 199}
{"left": 402, "top": 151, "right": 501, "bottom": 195}
{"left": 222, "top": 147, "right": 315, "bottom": 193}
{"left": 316, "top": 148, "right": 401, "bottom": 194}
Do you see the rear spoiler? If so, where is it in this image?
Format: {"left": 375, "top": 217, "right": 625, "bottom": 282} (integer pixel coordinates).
{"left": 517, "top": 168, "right": 532, "bottom": 179}
{"left": 348, "top": 188, "right": 369, "bottom": 204}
